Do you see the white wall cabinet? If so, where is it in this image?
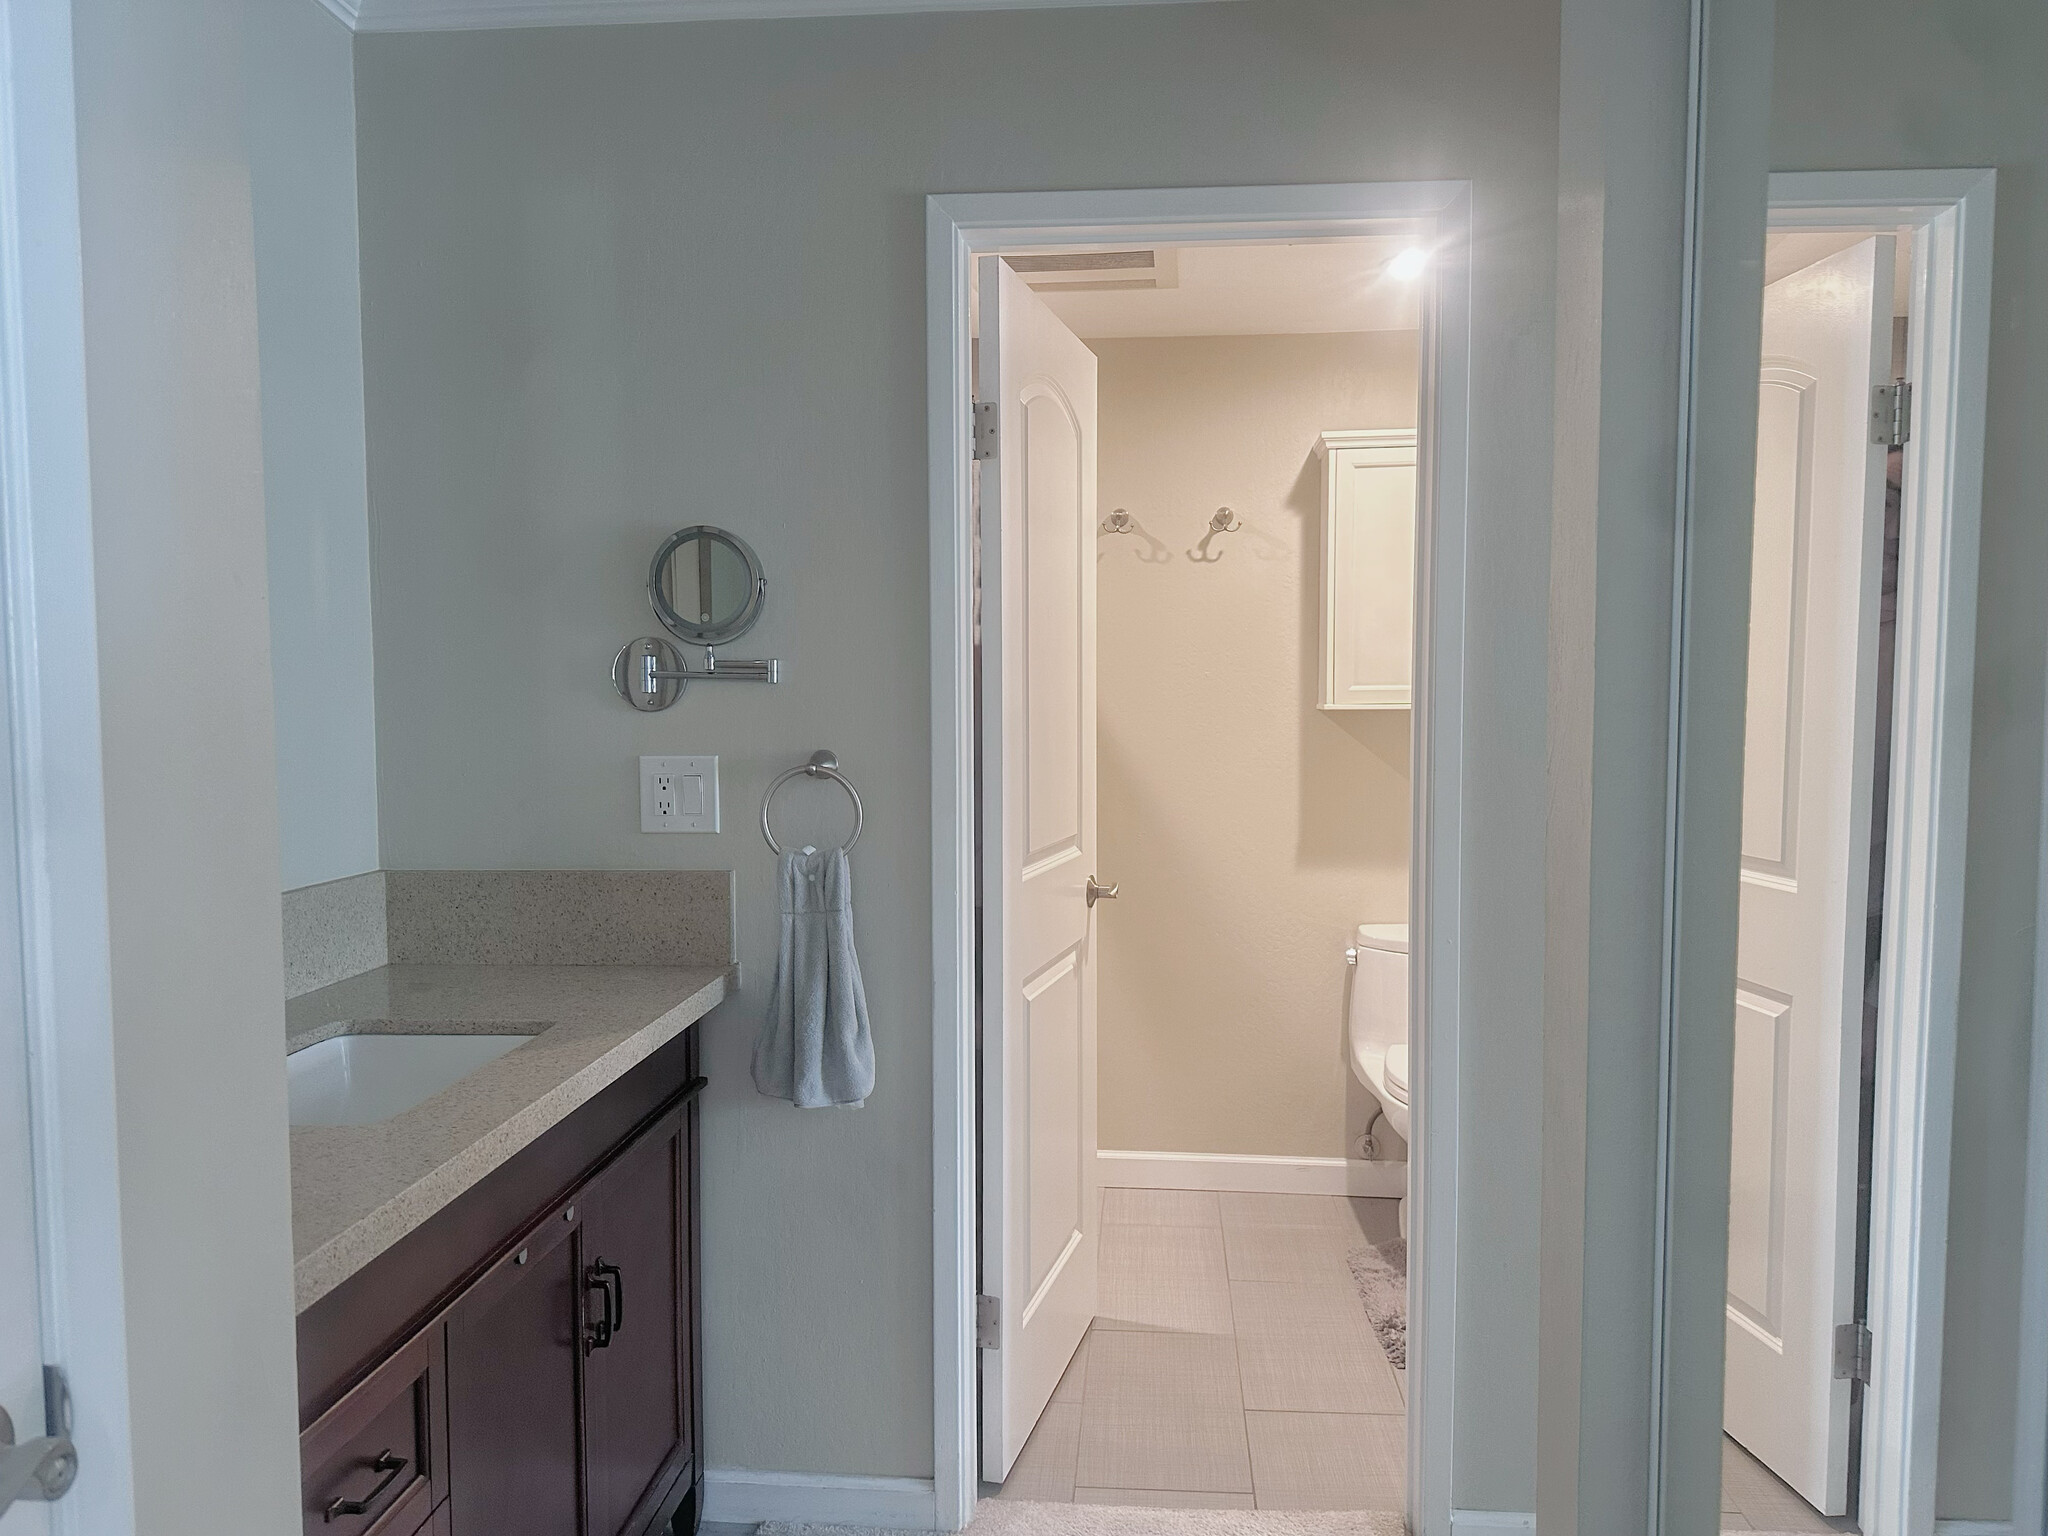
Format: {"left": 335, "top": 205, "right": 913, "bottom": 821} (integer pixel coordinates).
{"left": 1316, "top": 429, "right": 1418, "bottom": 710}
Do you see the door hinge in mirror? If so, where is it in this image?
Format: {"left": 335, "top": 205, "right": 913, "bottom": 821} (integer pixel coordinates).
{"left": 1872, "top": 381, "right": 1912, "bottom": 447}
{"left": 972, "top": 402, "right": 998, "bottom": 462}
{"left": 1833, "top": 1321, "right": 1873, "bottom": 1383}
{"left": 976, "top": 1293, "right": 1000, "bottom": 1349}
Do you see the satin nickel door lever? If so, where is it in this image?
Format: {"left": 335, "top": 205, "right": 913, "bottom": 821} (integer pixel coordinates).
{"left": 1086, "top": 877, "right": 1119, "bottom": 907}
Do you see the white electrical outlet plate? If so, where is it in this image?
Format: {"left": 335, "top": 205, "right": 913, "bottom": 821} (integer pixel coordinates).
{"left": 640, "top": 755, "right": 718, "bottom": 833}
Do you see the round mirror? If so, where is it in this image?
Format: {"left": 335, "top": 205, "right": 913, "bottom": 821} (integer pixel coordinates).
{"left": 648, "top": 526, "right": 767, "bottom": 646}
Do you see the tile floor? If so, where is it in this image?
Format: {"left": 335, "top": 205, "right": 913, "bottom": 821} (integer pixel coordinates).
{"left": 992, "top": 1189, "right": 1406, "bottom": 1512}
{"left": 707, "top": 1185, "right": 1856, "bottom": 1533}
{"left": 1719, "top": 1437, "right": 1858, "bottom": 1532}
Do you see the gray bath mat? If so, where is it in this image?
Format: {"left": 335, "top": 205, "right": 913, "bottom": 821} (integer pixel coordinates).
{"left": 1346, "top": 1240, "right": 1407, "bottom": 1370}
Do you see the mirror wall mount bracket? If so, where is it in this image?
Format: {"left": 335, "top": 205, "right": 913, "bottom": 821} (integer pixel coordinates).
{"left": 612, "top": 635, "right": 780, "bottom": 712}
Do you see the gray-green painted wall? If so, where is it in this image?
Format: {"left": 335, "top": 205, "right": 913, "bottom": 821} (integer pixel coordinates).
{"left": 250, "top": 0, "right": 381, "bottom": 892}
{"left": 352, "top": 1, "right": 1559, "bottom": 1504}
{"left": 1774, "top": 1, "right": 2048, "bottom": 1521}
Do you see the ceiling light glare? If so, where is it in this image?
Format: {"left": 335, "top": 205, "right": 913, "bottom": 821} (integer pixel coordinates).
{"left": 1387, "top": 247, "right": 1429, "bottom": 280}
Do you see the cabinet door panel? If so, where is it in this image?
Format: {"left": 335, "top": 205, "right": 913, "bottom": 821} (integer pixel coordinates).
{"left": 582, "top": 1103, "right": 688, "bottom": 1536}
{"left": 446, "top": 1207, "right": 584, "bottom": 1536}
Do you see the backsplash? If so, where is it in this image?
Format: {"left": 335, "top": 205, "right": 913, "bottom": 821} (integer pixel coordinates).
{"left": 283, "top": 869, "right": 736, "bottom": 997}
{"left": 283, "top": 872, "right": 390, "bottom": 997}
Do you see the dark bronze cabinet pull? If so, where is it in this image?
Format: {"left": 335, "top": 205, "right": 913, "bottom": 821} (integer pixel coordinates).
{"left": 324, "top": 1448, "right": 406, "bottom": 1521}
{"left": 586, "top": 1259, "right": 623, "bottom": 1350}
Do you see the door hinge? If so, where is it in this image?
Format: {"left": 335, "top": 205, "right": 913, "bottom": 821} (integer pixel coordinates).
{"left": 0, "top": 1368, "right": 78, "bottom": 1516}
{"left": 976, "top": 1293, "right": 1000, "bottom": 1348}
{"left": 1834, "top": 1321, "right": 1873, "bottom": 1384}
{"left": 972, "top": 401, "right": 998, "bottom": 461}
{"left": 1872, "top": 381, "right": 1912, "bottom": 447}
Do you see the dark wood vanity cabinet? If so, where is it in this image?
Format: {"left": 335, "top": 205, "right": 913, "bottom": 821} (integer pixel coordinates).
{"left": 445, "top": 1204, "right": 585, "bottom": 1536}
{"left": 299, "top": 1032, "right": 705, "bottom": 1536}
{"left": 580, "top": 1103, "right": 695, "bottom": 1535}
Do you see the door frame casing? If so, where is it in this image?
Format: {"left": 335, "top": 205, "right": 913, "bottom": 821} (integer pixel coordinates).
{"left": 1749, "top": 169, "right": 1997, "bottom": 1536}
{"left": 926, "top": 181, "right": 1475, "bottom": 1534}
{"left": 0, "top": 0, "right": 140, "bottom": 1530}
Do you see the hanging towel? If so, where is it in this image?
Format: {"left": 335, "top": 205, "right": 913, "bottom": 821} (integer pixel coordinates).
{"left": 752, "top": 847, "right": 876, "bottom": 1107}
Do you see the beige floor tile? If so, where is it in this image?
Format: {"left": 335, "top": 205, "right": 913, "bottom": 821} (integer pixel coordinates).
{"left": 1097, "top": 1222, "right": 1235, "bottom": 1334}
{"left": 1720, "top": 1516, "right": 1753, "bottom": 1531}
{"left": 1076, "top": 1332, "right": 1251, "bottom": 1492}
{"left": 1346, "top": 1197, "right": 1404, "bottom": 1246}
{"left": 1230, "top": 1281, "right": 1404, "bottom": 1414}
{"left": 1219, "top": 1193, "right": 1359, "bottom": 1230}
{"left": 1052, "top": 1331, "right": 1090, "bottom": 1404}
{"left": 1074, "top": 1487, "right": 1258, "bottom": 1509}
{"left": 1721, "top": 1438, "right": 1849, "bottom": 1533}
{"left": 1245, "top": 1411, "right": 1405, "bottom": 1510}
{"left": 997, "top": 1402, "right": 1081, "bottom": 1502}
{"left": 1103, "top": 1188, "right": 1222, "bottom": 1227}
{"left": 1219, "top": 1221, "right": 1360, "bottom": 1286}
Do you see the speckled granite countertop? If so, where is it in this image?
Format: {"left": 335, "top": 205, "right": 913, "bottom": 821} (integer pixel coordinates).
{"left": 287, "top": 962, "right": 731, "bottom": 1313}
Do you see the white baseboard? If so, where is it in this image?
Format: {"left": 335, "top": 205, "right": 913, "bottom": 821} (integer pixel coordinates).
{"left": 1099, "top": 1148, "right": 1408, "bottom": 1198}
{"left": 1934, "top": 1522, "right": 2014, "bottom": 1535}
{"left": 702, "top": 1467, "right": 939, "bottom": 1528}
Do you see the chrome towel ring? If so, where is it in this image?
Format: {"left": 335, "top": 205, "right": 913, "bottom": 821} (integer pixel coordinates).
{"left": 762, "top": 750, "right": 863, "bottom": 854}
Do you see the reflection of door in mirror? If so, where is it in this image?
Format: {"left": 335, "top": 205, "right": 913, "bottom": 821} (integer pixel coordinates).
{"left": 665, "top": 535, "right": 751, "bottom": 629}
{"left": 649, "top": 526, "right": 766, "bottom": 646}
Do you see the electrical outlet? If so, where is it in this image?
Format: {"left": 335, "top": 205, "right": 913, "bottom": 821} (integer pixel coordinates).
{"left": 640, "top": 755, "right": 718, "bottom": 833}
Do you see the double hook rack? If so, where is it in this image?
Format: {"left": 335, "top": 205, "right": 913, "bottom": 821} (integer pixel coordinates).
{"left": 1100, "top": 505, "right": 1240, "bottom": 537}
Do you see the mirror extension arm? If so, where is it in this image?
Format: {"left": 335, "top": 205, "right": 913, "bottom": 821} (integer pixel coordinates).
{"left": 613, "top": 635, "right": 779, "bottom": 711}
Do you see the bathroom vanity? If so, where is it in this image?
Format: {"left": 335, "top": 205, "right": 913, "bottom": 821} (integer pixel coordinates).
{"left": 283, "top": 871, "right": 735, "bottom": 1536}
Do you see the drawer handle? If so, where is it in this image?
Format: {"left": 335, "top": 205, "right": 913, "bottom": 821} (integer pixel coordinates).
{"left": 324, "top": 1448, "right": 407, "bottom": 1522}
{"left": 586, "top": 1259, "right": 622, "bottom": 1351}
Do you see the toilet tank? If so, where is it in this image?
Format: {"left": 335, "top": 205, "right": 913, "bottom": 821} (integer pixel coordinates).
{"left": 1349, "top": 922, "right": 1410, "bottom": 1051}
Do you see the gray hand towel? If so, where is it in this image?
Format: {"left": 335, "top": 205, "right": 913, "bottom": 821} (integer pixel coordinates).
{"left": 751, "top": 847, "right": 876, "bottom": 1107}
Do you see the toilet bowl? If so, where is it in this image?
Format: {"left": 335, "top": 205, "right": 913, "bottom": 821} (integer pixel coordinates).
{"left": 1347, "top": 923, "right": 1411, "bottom": 1233}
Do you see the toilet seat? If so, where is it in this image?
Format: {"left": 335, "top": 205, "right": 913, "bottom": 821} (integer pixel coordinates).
{"left": 1383, "top": 1042, "right": 1409, "bottom": 1107}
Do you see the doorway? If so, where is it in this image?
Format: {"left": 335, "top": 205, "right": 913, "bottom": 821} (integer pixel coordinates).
{"left": 1707, "top": 171, "right": 1998, "bottom": 1536}
{"left": 980, "top": 239, "right": 1420, "bottom": 1512}
{"left": 926, "top": 182, "right": 1475, "bottom": 1534}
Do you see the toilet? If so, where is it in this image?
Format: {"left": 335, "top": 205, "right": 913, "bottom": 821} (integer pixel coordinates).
{"left": 1347, "top": 922, "right": 1410, "bottom": 1230}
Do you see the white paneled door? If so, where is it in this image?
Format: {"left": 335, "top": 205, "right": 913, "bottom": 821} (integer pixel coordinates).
{"left": 978, "top": 255, "right": 1100, "bottom": 1482}
{"left": 1725, "top": 237, "right": 1895, "bottom": 1514}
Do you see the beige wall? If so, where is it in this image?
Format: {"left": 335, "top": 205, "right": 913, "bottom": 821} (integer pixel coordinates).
{"left": 354, "top": 0, "right": 1558, "bottom": 1503}
{"left": 1771, "top": 1, "right": 2048, "bottom": 1522}
{"left": 1095, "top": 332, "right": 1415, "bottom": 1162}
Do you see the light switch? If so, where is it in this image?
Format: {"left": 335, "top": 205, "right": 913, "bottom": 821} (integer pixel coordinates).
{"left": 640, "top": 755, "right": 718, "bottom": 833}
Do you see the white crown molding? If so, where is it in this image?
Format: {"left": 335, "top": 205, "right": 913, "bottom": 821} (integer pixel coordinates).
{"left": 347, "top": 0, "right": 1226, "bottom": 32}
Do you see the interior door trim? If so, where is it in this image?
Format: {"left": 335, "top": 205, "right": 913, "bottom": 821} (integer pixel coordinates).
{"left": 927, "top": 178, "right": 1476, "bottom": 1535}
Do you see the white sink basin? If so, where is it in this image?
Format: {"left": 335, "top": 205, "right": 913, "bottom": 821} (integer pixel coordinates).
{"left": 288, "top": 1032, "right": 534, "bottom": 1127}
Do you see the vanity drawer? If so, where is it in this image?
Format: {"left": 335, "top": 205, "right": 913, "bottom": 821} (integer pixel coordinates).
{"left": 301, "top": 1324, "right": 448, "bottom": 1536}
